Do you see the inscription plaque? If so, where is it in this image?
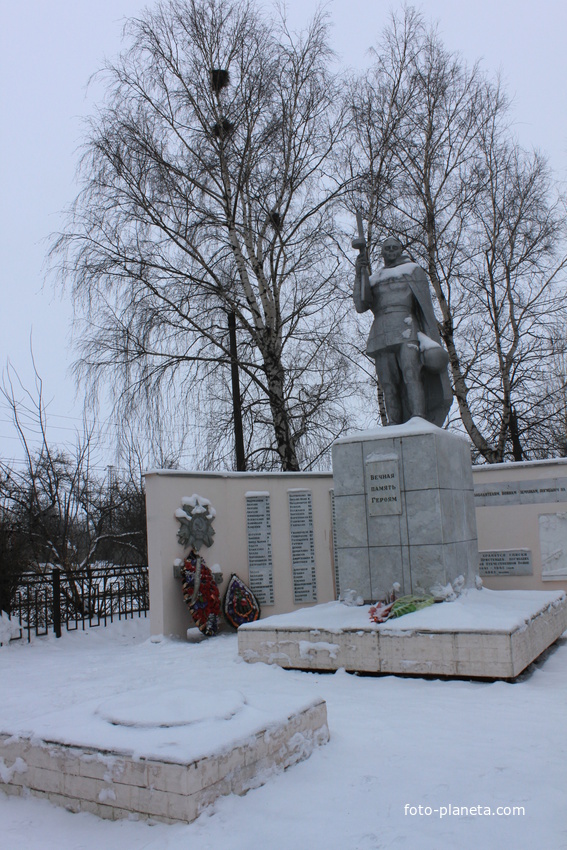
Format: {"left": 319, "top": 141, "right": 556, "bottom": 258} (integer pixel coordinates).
{"left": 365, "top": 453, "right": 402, "bottom": 516}
{"left": 288, "top": 490, "right": 317, "bottom": 604}
{"left": 479, "top": 550, "right": 533, "bottom": 577}
{"left": 330, "top": 489, "right": 340, "bottom": 598}
{"left": 475, "top": 478, "right": 567, "bottom": 507}
{"left": 245, "top": 492, "right": 274, "bottom": 605}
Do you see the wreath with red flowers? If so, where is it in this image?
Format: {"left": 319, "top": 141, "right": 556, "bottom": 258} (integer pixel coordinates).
{"left": 222, "top": 573, "right": 261, "bottom": 629}
{"left": 175, "top": 494, "right": 261, "bottom": 636}
{"left": 181, "top": 550, "right": 221, "bottom": 636}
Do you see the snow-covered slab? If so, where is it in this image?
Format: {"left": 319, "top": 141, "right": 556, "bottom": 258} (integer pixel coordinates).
{"left": 0, "top": 690, "right": 329, "bottom": 824}
{"left": 238, "top": 589, "right": 567, "bottom": 678}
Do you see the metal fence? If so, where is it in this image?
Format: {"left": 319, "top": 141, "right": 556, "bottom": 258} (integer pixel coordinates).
{"left": 9, "top": 565, "right": 149, "bottom": 642}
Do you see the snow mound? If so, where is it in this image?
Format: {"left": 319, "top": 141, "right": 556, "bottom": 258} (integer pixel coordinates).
{"left": 0, "top": 611, "right": 22, "bottom": 645}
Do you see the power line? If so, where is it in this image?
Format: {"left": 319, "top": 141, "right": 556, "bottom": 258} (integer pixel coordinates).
{"left": 0, "top": 457, "right": 151, "bottom": 475}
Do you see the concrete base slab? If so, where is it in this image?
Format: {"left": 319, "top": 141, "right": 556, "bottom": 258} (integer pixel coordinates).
{"left": 238, "top": 589, "right": 567, "bottom": 679}
{"left": 0, "top": 697, "right": 328, "bottom": 824}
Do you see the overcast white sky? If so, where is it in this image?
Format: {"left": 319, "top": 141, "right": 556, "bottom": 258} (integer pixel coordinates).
{"left": 1, "top": 0, "right": 566, "bottom": 466}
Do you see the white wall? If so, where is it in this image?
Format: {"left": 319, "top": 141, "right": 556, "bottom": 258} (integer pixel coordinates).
{"left": 145, "top": 470, "right": 336, "bottom": 638}
{"left": 145, "top": 459, "right": 567, "bottom": 638}
{"left": 474, "top": 458, "right": 567, "bottom": 591}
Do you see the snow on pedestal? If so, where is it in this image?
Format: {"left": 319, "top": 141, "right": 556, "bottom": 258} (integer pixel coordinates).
{"left": 0, "top": 685, "right": 329, "bottom": 824}
{"left": 238, "top": 588, "right": 567, "bottom": 678}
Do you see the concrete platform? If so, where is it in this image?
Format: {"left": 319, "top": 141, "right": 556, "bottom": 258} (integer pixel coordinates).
{"left": 238, "top": 589, "right": 567, "bottom": 679}
{"left": 0, "top": 691, "right": 329, "bottom": 824}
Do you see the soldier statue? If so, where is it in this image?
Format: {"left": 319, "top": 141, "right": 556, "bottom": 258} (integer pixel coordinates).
{"left": 353, "top": 224, "right": 452, "bottom": 427}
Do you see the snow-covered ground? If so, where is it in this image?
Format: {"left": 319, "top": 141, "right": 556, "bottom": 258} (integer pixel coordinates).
{"left": 1, "top": 615, "right": 566, "bottom": 850}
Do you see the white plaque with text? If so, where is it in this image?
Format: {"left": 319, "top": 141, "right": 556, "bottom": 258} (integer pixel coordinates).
{"left": 479, "top": 550, "right": 533, "bottom": 577}
{"left": 288, "top": 490, "right": 318, "bottom": 604}
{"left": 330, "top": 489, "right": 340, "bottom": 599}
{"left": 365, "top": 453, "right": 402, "bottom": 516}
{"left": 475, "top": 478, "right": 567, "bottom": 506}
{"left": 246, "top": 493, "right": 274, "bottom": 605}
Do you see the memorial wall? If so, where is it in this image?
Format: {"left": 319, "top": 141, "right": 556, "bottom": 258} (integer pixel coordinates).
{"left": 145, "top": 458, "right": 567, "bottom": 638}
{"left": 144, "top": 470, "right": 336, "bottom": 638}
{"left": 474, "top": 459, "right": 567, "bottom": 589}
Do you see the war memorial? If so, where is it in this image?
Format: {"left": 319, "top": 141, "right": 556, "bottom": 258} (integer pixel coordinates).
{"left": 235, "top": 228, "right": 567, "bottom": 677}
{"left": 140, "top": 225, "right": 567, "bottom": 677}
{"left": 3, "top": 228, "right": 567, "bottom": 823}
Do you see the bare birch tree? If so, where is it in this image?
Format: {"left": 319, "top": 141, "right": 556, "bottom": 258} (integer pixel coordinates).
{"left": 345, "top": 7, "right": 567, "bottom": 462}
{"left": 52, "top": 0, "right": 352, "bottom": 471}
{"left": 520, "top": 329, "right": 567, "bottom": 458}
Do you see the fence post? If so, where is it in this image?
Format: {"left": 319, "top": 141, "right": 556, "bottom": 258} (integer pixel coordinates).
{"left": 52, "top": 568, "right": 62, "bottom": 638}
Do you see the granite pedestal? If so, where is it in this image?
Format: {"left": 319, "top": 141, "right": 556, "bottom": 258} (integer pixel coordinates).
{"left": 332, "top": 418, "right": 478, "bottom": 602}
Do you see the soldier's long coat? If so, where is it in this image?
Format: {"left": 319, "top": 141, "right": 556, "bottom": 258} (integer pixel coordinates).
{"left": 354, "top": 259, "right": 453, "bottom": 427}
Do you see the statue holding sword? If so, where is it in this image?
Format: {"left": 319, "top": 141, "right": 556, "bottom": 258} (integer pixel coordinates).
{"left": 352, "top": 214, "right": 452, "bottom": 427}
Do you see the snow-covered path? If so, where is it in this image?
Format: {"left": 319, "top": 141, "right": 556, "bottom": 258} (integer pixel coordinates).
{"left": 1, "top": 618, "right": 566, "bottom": 850}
